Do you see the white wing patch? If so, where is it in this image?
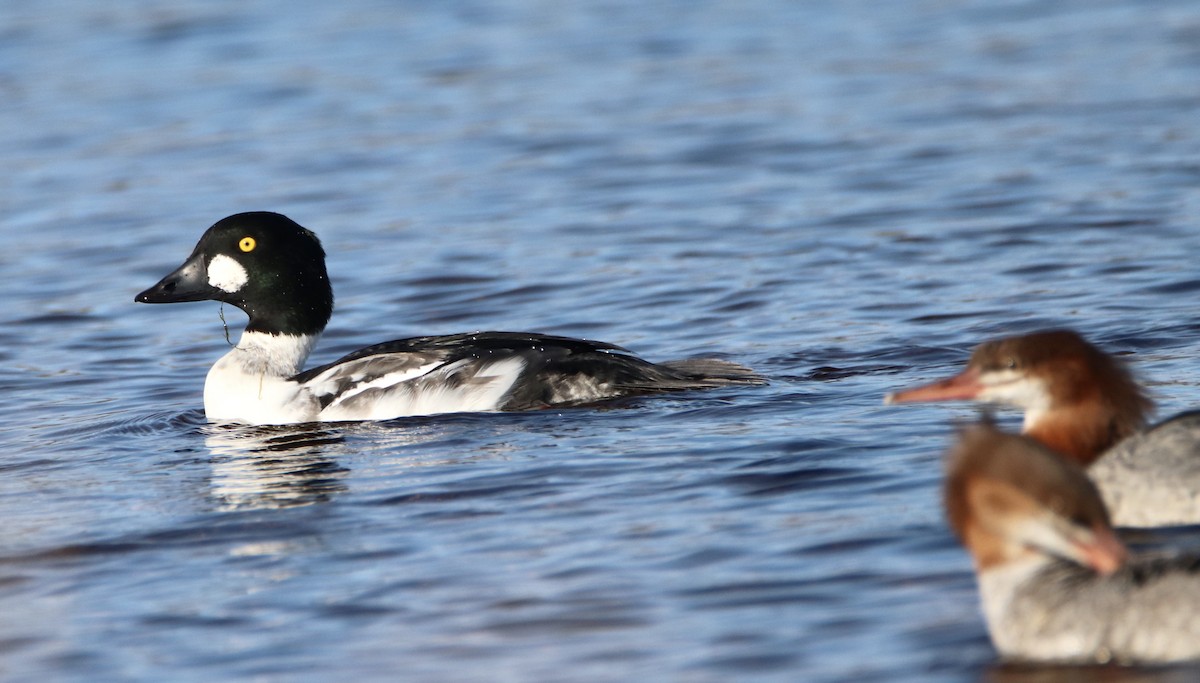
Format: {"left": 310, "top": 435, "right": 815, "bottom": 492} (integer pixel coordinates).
{"left": 318, "top": 356, "right": 528, "bottom": 421}
{"left": 308, "top": 361, "right": 443, "bottom": 404}
{"left": 208, "top": 254, "right": 249, "bottom": 293}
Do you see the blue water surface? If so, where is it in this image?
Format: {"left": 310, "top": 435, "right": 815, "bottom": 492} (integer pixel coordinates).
{"left": 2, "top": 1, "right": 1200, "bottom": 681}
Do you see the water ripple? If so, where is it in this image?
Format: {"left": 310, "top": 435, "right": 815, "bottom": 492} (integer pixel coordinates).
{"left": 1, "top": 1, "right": 1199, "bottom": 681}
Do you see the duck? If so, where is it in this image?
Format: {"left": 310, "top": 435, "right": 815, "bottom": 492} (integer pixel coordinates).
{"left": 886, "top": 329, "right": 1200, "bottom": 527}
{"left": 944, "top": 422, "right": 1200, "bottom": 663}
{"left": 135, "top": 212, "right": 764, "bottom": 425}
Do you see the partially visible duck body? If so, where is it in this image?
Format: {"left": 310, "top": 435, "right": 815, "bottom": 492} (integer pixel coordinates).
{"left": 887, "top": 329, "right": 1200, "bottom": 527}
{"left": 945, "top": 423, "right": 1200, "bottom": 663}
{"left": 135, "top": 212, "right": 764, "bottom": 425}
{"left": 1083, "top": 411, "right": 1200, "bottom": 527}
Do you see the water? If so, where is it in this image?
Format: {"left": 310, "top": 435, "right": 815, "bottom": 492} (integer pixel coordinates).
{"left": 2, "top": 0, "right": 1200, "bottom": 680}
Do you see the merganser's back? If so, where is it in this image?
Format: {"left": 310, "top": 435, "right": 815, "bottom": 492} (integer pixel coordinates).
{"left": 945, "top": 423, "right": 1200, "bottom": 663}
{"left": 1088, "top": 410, "right": 1200, "bottom": 527}
{"left": 135, "top": 212, "right": 765, "bottom": 425}
{"left": 886, "top": 329, "right": 1200, "bottom": 527}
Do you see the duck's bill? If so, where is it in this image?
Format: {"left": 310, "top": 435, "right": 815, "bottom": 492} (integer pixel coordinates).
{"left": 135, "top": 252, "right": 218, "bottom": 304}
{"left": 884, "top": 367, "right": 983, "bottom": 404}
{"left": 1073, "top": 523, "right": 1127, "bottom": 576}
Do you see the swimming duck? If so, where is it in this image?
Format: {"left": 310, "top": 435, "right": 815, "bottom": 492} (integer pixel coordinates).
{"left": 945, "top": 422, "right": 1200, "bottom": 663}
{"left": 887, "top": 329, "right": 1200, "bottom": 527}
{"left": 135, "top": 212, "right": 763, "bottom": 424}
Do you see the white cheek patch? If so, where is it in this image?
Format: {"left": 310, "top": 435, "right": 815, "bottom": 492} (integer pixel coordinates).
{"left": 207, "top": 254, "right": 249, "bottom": 293}
{"left": 979, "top": 374, "right": 1051, "bottom": 413}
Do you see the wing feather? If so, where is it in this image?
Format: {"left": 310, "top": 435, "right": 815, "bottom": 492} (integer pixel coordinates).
{"left": 289, "top": 330, "right": 761, "bottom": 418}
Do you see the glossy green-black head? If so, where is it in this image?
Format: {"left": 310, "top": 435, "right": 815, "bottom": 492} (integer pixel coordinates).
{"left": 135, "top": 212, "right": 334, "bottom": 336}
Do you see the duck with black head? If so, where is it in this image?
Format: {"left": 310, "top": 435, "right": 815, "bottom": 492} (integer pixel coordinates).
{"left": 136, "top": 212, "right": 765, "bottom": 425}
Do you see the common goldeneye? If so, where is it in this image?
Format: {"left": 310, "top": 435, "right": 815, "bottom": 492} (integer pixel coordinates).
{"left": 135, "top": 212, "right": 764, "bottom": 425}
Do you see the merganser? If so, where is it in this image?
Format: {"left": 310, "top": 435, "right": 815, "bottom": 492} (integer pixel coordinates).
{"left": 135, "top": 212, "right": 764, "bottom": 425}
{"left": 945, "top": 423, "right": 1200, "bottom": 663}
{"left": 886, "top": 329, "right": 1200, "bottom": 527}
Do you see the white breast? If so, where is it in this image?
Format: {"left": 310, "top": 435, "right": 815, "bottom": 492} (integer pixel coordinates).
{"left": 203, "top": 331, "right": 320, "bottom": 425}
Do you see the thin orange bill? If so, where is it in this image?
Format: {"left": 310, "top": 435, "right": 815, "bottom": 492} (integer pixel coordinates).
{"left": 885, "top": 366, "right": 983, "bottom": 404}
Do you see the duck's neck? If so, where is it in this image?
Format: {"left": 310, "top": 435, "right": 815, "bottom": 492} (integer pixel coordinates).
{"left": 1024, "top": 402, "right": 1139, "bottom": 467}
{"left": 229, "top": 329, "right": 320, "bottom": 378}
{"left": 974, "top": 553, "right": 1058, "bottom": 656}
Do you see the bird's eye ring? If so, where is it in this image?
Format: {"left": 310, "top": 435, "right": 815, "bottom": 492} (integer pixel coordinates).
{"left": 239, "top": 237, "right": 256, "bottom": 252}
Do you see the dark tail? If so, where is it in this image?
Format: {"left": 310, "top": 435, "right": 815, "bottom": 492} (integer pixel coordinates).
{"left": 656, "top": 358, "right": 767, "bottom": 388}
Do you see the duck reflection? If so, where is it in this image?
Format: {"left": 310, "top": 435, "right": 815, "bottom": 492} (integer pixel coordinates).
{"left": 202, "top": 423, "right": 350, "bottom": 510}
{"left": 199, "top": 413, "right": 534, "bottom": 510}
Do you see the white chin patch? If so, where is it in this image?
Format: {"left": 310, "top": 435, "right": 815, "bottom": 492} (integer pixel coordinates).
{"left": 207, "top": 254, "right": 248, "bottom": 293}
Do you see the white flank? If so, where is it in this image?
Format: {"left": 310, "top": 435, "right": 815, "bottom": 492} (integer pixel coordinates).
{"left": 314, "top": 362, "right": 446, "bottom": 405}
{"left": 321, "top": 356, "right": 527, "bottom": 421}
{"left": 207, "top": 254, "right": 249, "bottom": 293}
{"left": 305, "top": 361, "right": 442, "bottom": 403}
{"left": 402, "top": 356, "right": 528, "bottom": 416}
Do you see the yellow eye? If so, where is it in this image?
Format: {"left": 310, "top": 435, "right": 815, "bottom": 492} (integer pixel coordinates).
{"left": 239, "top": 236, "right": 256, "bottom": 252}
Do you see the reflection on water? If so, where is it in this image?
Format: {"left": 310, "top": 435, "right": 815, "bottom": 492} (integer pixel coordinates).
{"left": 204, "top": 424, "right": 350, "bottom": 510}
{"left": 202, "top": 418, "right": 520, "bottom": 510}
